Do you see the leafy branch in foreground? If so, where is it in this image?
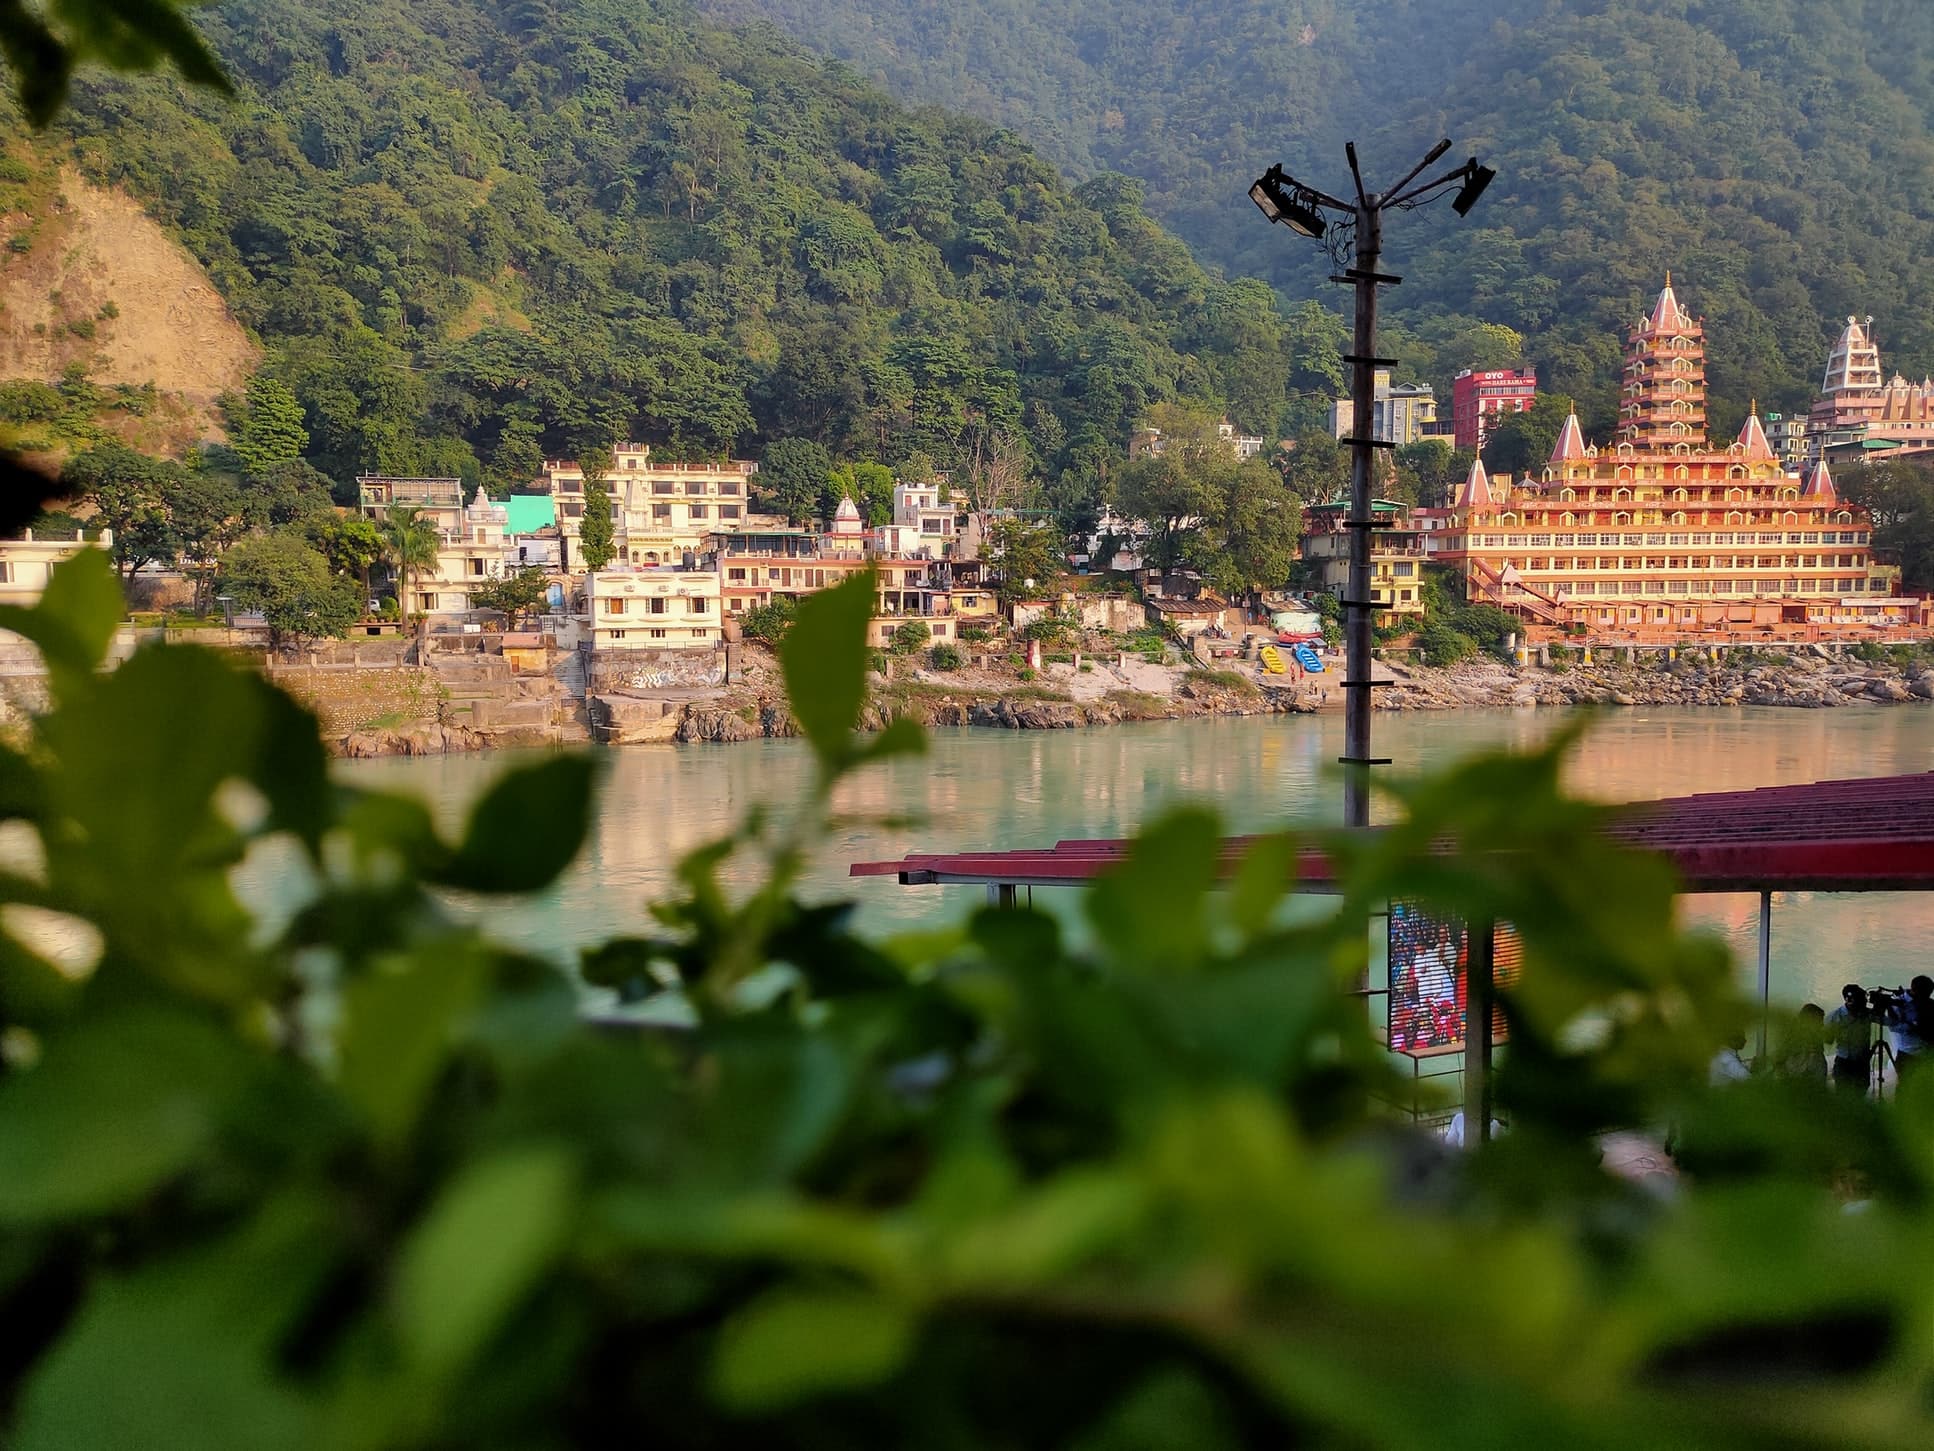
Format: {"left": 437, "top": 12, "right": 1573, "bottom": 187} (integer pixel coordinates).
{"left": 0, "top": 0, "right": 229, "bottom": 127}
{"left": 0, "top": 554, "right": 1931, "bottom": 1448}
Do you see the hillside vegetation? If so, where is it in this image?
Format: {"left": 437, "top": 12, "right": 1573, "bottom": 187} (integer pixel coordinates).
{"left": 700, "top": 0, "right": 1934, "bottom": 433}
{"left": 5, "top": 0, "right": 1337, "bottom": 502}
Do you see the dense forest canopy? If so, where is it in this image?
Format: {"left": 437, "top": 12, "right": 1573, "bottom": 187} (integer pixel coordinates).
{"left": 698, "top": 0, "right": 1934, "bottom": 436}
{"left": 5, "top": 0, "right": 1352, "bottom": 502}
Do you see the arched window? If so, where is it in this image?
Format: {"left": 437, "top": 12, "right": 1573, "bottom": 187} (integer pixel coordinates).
{"left": 1671, "top": 512, "right": 1687, "bottom": 525}
{"left": 1614, "top": 483, "right": 1632, "bottom": 498}
{"left": 1726, "top": 511, "right": 1745, "bottom": 525}
{"left": 1560, "top": 487, "right": 1576, "bottom": 501}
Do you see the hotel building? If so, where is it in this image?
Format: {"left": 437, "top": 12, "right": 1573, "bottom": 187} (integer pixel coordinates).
{"left": 1436, "top": 278, "right": 1907, "bottom": 634}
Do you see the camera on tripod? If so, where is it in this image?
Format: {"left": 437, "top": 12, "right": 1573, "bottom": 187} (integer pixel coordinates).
{"left": 1862, "top": 985, "right": 1909, "bottom": 1018}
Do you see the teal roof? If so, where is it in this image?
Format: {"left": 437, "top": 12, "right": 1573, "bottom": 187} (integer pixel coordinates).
{"left": 504, "top": 495, "right": 557, "bottom": 533}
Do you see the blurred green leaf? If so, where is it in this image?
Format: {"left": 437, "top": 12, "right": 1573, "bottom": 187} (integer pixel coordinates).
{"left": 338, "top": 948, "right": 487, "bottom": 1149}
{"left": 12, "top": 1195, "right": 329, "bottom": 1451}
{"left": 711, "top": 1288, "right": 914, "bottom": 1412}
{"left": 393, "top": 1145, "right": 576, "bottom": 1379}
{"left": 2, "top": 0, "right": 235, "bottom": 129}
{"left": 778, "top": 569, "right": 876, "bottom": 772}
{"left": 0, "top": 1012, "right": 247, "bottom": 1221}
{"left": 432, "top": 755, "right": 596, "bottom": 893}
{"left": 1084, "top": 808, "right": 1221, "bottom": 972}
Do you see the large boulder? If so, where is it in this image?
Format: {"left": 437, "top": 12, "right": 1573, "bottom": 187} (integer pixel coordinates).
{"left": 675, "top": 707, "right": 762, "bottom": 743}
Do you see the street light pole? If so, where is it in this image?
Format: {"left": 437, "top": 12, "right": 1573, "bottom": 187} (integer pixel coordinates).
{"left": 1252, "top": 141, "right": 1493, "bottom": 829}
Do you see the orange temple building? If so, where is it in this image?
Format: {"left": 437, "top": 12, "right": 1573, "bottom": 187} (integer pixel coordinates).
{"left": 1437, "top": 277, "right": 1916, "bottom": 637}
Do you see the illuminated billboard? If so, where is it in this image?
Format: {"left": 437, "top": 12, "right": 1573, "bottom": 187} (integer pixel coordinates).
{"left": 1386, "top": 902, "right": 1523, "bottom": 1052}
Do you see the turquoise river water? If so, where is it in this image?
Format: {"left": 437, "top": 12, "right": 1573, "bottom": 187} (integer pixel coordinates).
{"left": 300, "top": 706, "right": 1934, "bottom": 1009}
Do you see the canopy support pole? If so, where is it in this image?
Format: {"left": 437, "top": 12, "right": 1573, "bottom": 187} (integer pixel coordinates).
{"left": 1756, "top": 889, "right": 1773, "bottom": 1058}
{"left": 1465, "top": 918, "right": 1497, "bottom": 1144}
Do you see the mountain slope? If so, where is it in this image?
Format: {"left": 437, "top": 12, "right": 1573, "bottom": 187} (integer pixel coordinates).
{"left": 699, "top": 0, "right": 1934, "bottom": 429}
{"left": 15, "top": 0, "right": 1319, "bottom": 492}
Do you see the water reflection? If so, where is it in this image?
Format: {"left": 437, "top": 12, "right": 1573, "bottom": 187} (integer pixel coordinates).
{"left": 311, "top": 706, "right": 1934, "bottom": 1006}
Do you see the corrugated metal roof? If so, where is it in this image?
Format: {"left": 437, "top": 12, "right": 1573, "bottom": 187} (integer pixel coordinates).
{"left": 850, "top": 772, "right": 1934, "bottom": 895}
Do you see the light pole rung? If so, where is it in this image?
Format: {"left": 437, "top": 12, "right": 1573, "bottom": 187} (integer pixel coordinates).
{"left": 1331, "top": 269, "right": 1403, "bottom": 284}
{"left": 1343, "top": 354, "right": 1400, "bottom": 366}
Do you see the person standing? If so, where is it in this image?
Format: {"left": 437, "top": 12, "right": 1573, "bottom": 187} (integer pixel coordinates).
{"left": 1773, "top": 1003, "right": 1828, "bottom": 1080}
{"left": 1825, "top": 983, "right": 1876, "bottom": 1091}
{"left": 1885, "top": 976, "right": 1932, "bottom": 1079}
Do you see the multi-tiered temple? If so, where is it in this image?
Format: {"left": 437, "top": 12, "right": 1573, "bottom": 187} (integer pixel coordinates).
{"left": 1806, "top": 315, "right": 1934, "bottom": 463}
{"left": 1437, "top": 278, "right": 1911, "bottom": 634}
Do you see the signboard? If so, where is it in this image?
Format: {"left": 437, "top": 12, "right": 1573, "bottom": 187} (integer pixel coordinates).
{"left": 1386, "top": 902, "right": 1523, "bottom": 1052}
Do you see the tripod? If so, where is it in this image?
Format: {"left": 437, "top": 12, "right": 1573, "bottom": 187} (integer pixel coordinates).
{"left": 1869, "top": 1031, "right": 1897, "bottom": 1099}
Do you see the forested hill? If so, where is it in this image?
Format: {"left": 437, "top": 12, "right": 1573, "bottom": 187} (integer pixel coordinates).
{"left": 19, "top": 0, "right": 1313, "bottom": 492}
{"left": 698, "top": 0, "right": 1934, "bottom": 430}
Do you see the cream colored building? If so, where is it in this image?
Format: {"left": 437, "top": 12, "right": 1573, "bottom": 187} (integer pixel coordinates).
{"left": 0, "top": 528, "right": 111, "bottom": 608}
{"left": 584, "top": 565, "right": 723, "bottom": 650}
{"left": 539, "top": 446, "right": 758, "bottom": 566}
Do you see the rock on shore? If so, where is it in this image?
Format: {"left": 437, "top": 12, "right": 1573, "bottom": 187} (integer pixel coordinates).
{"left": 338, "top": 721, "right": 489, "bottom": 756}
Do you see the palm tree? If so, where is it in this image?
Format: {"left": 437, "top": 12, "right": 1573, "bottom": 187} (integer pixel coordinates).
{"left": 381, "top": 503, "right": 441, "bottom": 622}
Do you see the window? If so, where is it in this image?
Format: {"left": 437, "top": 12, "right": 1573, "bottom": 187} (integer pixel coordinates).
{"left": 686, "top": 596, "right": 708, "bottom": 614}
{"left": 728, "top": 568, "right": 746, "bottom": 582}
{"left": 689, "top": 505, "right": 708, "bottom": 520}
{"left": 419, "top": 594, "right": 437, "bottom": 611}
{"left": 1392, "top": 561, "right": 1414, "bottom": 577}
{"left": 649, "top": 597, "right": 667, "bottom": 615}
{"left": 604, "top": 598, "right": 626, "bottom": 616}
{"left": 690, "top": 629, "right": 707, "bottom": 638}
{"left": 648, "top": 628, "right": 667, "bottom": 639}
{"left": 652, "top": 481, "right": 674, "bottom": 495}
{"left": 719, "top": 482, "right": 740, "bottom": 496}
{"left": 609, "top": 629, "right": 626, "bottom": 640}
{"left": 720, "top": 505, "right": 740, "bottom": 520}
{"left": 652, "top": 504, "right": 671, "bottom": 521}
{"left": 468, "top": 558, "right": 485, "bottom": 576}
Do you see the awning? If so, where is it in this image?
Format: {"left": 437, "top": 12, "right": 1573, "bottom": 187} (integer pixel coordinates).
{"left": 851, "top": 772, "right": 1934, "bottom": 895}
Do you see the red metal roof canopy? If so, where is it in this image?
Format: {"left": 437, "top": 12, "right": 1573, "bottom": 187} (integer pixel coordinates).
{"left": 850, "top": 772, "right": 1934, "bottom": 895}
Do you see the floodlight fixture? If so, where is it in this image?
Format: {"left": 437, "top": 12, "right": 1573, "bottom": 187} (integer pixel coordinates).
{"left": 1249, "top": 164, "right": 1326, "bottom": 238}
{"left": 1452, "top": 162, "right": 1495, "bottom": 216}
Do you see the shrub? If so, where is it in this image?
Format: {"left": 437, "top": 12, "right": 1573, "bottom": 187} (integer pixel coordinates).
{"left": 0, "top": 156, "right": 31, "bottom": 182}
{"left": 928, "top": 642, "right": 962, "bottom": 671}
{"left": 740, "top": 596, "right": 796, "bottom": 643}
{"left": 0, "top": 379, "right": 65, "bottom": 424}
{"left": 889, "top": 620, "right": 932, "bottom": 655}
{"left": 1547, "top": 643, "right": 1574, "bottom": 665}
{"left": 1417, "top": 620, "right": 1478, "bottom": 667}
{"left": 958, "top": 622, "right": 995, "bottom": 644}
{"left": 1017, "top": 665, "right": 1036, "bottom": 681}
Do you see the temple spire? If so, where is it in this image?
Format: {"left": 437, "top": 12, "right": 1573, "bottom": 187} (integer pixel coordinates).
{"left": 1549, "top": 409, "right": 1588, "bottom": 463}
{"left": 1647, "top": 275, "right": 1688, "bottom": 333}
{"left": 1735, "top": 408, "right": 1776, "bottom": 462}
{"left": 1800, "top": 458, "right": 1837, "bottom": 503}
{"left": 1455, "top": 456, "right": 1496, "bottom": 511}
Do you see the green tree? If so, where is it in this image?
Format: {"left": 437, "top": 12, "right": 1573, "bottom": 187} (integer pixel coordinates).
{"left": 220, "top": 528, "right": 362, "bottom": 651}
{"left": 578, "top": 481, "right": 616, "bottom": 571}
{"left": 163, "top": 469, "right": 248, "bottom": 613}
{"left": 761, "top": 438, "right": 835, "bottom": 526}
{"left": 888, "top": 619, "right": 931, "bottom": 654}
{"left": 62, "top": 443, "right": 175, "bottom": 580}
{"left": 1481, "top": 394, "right": 1576, "bottom": 477}
{"left": 1196, "top": 460, "right": 1301, "bottom": 599}
{"left": 986, "top": 516, "right": 1064, "bottom": 600}
{"left": 471, "top": 566, "right": 551, "bottom": 626}
{"left": 1281, "top": 428, "right": 1349, "bottom": 506}
{"left": 826, "top": 460, "right": 895, "bottom": 525}
{"left": 228, "top": 376, "right": 310, "bottom": 476}
{"left": 381, "top": 503, "right": 441, "bottom": 617}
{"left": 739, "top": 595, "right": 797, "bottom": 643}
{"left": 1395, "top": 440, "right": 1476, "bottom": 510}
{"left": 309, "top": 513, "right": 386, "bottom": 605}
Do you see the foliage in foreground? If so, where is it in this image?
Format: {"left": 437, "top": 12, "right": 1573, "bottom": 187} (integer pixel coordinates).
{"left": 1, "top": 557, "right": 1933, "bottom": 1448}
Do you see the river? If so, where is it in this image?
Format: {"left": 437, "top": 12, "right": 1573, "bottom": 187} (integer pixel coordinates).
{"left": 315, "top": 707, "right": 1934, "bottom": 1008}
